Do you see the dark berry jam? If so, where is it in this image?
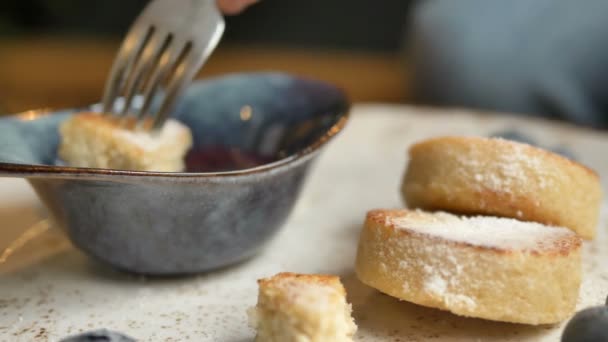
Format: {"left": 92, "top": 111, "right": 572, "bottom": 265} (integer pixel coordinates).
{"left": 185, "top": 146, "right": 277, "bottom": 172}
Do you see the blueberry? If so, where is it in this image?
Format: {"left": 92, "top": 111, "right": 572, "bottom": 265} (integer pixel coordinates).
{"left": 60, "top": 329, "right": 136, "bottom": 342}
{"left": 561, "top": 301, "right": 608, "bottom": 342}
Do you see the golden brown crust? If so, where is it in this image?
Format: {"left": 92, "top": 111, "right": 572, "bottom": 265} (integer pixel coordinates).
{"left": 355, "top": 209, "right": 583, "bottom": 325}
{"left": 402, "top": 136, "right": 602, "bottom": 239}
{"left": 365, "top": 209, "right": 582, "bottom": 256}
{"left": 258, "top": 272, "right": 346, "bottom": 295}
{"left": 409, "top": 136, "right": 599, "bottom": 177}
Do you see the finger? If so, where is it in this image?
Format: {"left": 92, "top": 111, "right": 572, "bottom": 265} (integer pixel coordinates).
{"left": 217, "top": 0, "right": 259, "bottom": 15}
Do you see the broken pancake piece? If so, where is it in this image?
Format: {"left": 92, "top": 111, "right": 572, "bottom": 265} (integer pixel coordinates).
{"left": 355, "top": 209, "right": 582, "bottom": 325}
{"left": 401, "top": 136, "right": 602, "bottom": 239}
{"left": 249, "top": 272, "right": 357, "bottom": 342}
{"left": 59, "top": 112, "right": 192, "bottom": 172}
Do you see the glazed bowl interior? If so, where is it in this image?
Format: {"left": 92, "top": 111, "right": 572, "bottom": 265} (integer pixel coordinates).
{"left": 0, "top": 72, "right": 349, "bottom": 275}
{"left": 0, "top": 72, "right": 348, "bottom": 174}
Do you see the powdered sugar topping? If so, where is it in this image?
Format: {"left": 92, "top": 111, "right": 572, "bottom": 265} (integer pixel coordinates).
{"left": 118, "top": 119, "right": 189, "bottom": 151}
{"left": 419, "top": 246, "right": 476, "bottom": 310}
{"left": 387, "top": 211, "right": 576, "bottom": 251}
{"left": 453, "top": 138, "right": 554, "bottom": 192}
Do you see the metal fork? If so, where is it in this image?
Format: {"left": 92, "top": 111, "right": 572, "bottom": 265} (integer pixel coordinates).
{"left": 101, "top": 0, "right": 225, "bottom": 130}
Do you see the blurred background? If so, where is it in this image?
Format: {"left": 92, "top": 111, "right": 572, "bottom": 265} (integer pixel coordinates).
{"left": 2, "top": 0, "right": 607, "bottom": 129}
{"left": 0, "top": 0, "right": 414, "bottom": 113}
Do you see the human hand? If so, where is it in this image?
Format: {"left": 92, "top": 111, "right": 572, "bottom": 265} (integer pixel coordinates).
{"left": 217, "top": 0, "right": 258, "bottom": 15}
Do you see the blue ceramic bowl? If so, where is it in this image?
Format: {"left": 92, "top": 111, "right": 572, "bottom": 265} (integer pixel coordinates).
{"left": 0, "top": 73, "right": 349, "bottom": 275}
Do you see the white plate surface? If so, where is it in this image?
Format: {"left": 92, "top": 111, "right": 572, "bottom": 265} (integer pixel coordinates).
{"left": 1, "top": 105, "right": 607, "bottom": 341}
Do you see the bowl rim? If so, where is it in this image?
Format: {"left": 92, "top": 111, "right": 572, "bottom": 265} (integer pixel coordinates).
{"left": 0, "top": 99, "right": 349, "bottom": 179}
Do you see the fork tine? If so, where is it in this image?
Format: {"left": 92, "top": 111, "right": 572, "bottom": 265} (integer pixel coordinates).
{"left": 136, "top": 41, "right": 189, "bottom": 125}
{"left": 120, "top": 31, "right": 173, "bottom": 117}
{"left": 101, "top": 25, "right": 154, "bottom": 114}
{"left": 152, "top": 21, "right": 225, "bottom": 130}
{"left": 151, "top": 49, "right": 198, "bottom": 130}
{"left": 103, "top": 0, "right": 225, "bottom": 129}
